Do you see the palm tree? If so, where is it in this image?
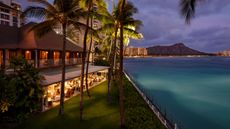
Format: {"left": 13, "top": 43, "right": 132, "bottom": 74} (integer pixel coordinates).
{"left": 98, "top": 1, "right": 142, "bottom": 103}
{"left": 85, "top": 17, "right": 101, "bottom": 98}
{"left": 118, "top": 0, "right": 126, "bottom": 126}
{"left": 117, "top": 0, "right": 143, "bottom": 127}
{"left": 180, "top": 0, "right": 197, "bottom": 24}
{"left": 23, "top": 0, "right": 87, "bottom": 115}
{"left": 85, "top": 18, "right": 93, "bottom": 98}
{"left": 79, "top": 0, "right": 106, "bottom": 120}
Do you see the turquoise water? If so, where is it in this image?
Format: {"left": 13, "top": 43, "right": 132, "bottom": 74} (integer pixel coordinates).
{"left": 124, "top": 57, "right": 230, "bottom": 129}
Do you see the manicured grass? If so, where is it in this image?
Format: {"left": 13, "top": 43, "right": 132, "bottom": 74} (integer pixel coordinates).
{"left": 17, "top": 79, "right": 165, "bottom": 129}
{"left": 122, "top": 78, "right": 166, "bottom": 129}
{"left": 17, "top": 81, "right": 120, "bottom": 129}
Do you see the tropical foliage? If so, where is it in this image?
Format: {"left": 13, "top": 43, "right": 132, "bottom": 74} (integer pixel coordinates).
{"left": 0, "top": 56, "right": 43, "bottom": 121}
{"left": 180, "top": 0, "right": 197, "bottom": 24}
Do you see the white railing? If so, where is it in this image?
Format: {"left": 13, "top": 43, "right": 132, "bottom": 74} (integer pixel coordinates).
{"left": 124, "top": 71, "right": 180, "bottom": 129}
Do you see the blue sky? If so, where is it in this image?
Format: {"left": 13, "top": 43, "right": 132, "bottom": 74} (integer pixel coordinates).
{"left": 18, "top": 0, "right": 230, "bottom": 52}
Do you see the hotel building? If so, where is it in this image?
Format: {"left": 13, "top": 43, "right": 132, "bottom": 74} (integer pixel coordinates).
{"left": 0, "top": 22, "right": 83, "bottom": 69}
{"left": 124, "top": 46, "right": 148, "bottom": 56}
{"left": 218, "top": 50, "right": 230, "bottom": 56}
{"left": 0, "top": 0, "right": 22, "bottom": 27}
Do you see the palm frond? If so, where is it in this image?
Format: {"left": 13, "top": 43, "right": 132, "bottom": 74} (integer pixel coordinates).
{"left": 29, "top": 20, "right": 57, "bottom": 38}
{"left": 97, "top": 23, "right": 114, "bottom": 34}
{"left": 89, "top": 29, "right": 101, "bottom": 42}
{"left": 28, "top": 0, "right": 57, "bottom": 13}
{"left": 124, "top": 27, "right": 143, "bottom": 40}
{"left": 123, "top": 19, "right": 142, "bottom": 30}
{"left": 69, "top": 19, "right": 92, "bottom": 31}
{"left": 22, "top": 6, "right": 47, "bottom": 19}
{"left": 180, "top": 0, "right": 196, "bottom": 24}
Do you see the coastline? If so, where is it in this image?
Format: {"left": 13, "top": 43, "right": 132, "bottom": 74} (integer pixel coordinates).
{"left": 124, "top": 55, "right": 220, "bottom": 58}
{"left": 124, "top": 71, "right": 177, "bottom": 129}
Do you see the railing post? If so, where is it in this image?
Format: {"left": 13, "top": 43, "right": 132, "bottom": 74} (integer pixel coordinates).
{"left": 174, "top": 123, "right": 178, "bottom": 129}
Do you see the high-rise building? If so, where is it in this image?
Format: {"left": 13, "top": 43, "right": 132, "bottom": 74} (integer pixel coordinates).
{"left": 218, "top": 50, "right": 230, "bottom": 56}
{"left": 124, "top": 46, "right": 148, "bottom": 56}
{"left": 0, "top": 0, "right": 22, "bottom": 27}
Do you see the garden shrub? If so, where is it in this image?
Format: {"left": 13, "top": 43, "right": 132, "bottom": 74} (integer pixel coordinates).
{"left": 0, "top": 56, "right": 44, "bottom": 122}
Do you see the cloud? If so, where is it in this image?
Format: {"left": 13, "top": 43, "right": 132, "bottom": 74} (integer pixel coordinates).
{"left": 18, "top": 0, "right": 230, "bottom": 52}
{"left": 129, "top": 0, "right": 230, "bottom": 53}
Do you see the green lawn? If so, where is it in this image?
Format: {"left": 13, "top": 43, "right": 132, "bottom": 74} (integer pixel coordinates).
{"left": 17, "top": 79, "right": 165, "bottom": 129}
{"left": 123, "top": 78, "right": 166, "bottom": 129}
{"left": 17, "top": 81, "right": 120, "bottom": 129}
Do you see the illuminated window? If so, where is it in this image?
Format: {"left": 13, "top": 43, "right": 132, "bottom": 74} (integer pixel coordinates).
{"left": 53, "top": 51, "right": 60, "bottom": 60}
{"left": 0, "top": 50, "right": 3, "bottom": 66}
{"left": 66, "top": 52, "right": 70, "bottom": 59}
{"left": 24, "top": 50, "right": 31, "bottom": 60}
{"left": 40, "top": 51, "right": 48, "bottom": 59}
{"left": 73, "top": 52, "right": 79, "bottom": 58}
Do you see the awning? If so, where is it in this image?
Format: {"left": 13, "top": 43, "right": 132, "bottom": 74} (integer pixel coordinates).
{"left": 41, "top": 65, "right": 109, "bottom": 86}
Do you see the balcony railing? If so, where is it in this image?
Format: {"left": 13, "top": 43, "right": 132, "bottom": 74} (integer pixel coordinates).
{"left": 3, "top": 58, "right": 82, "bottom": 69}
{"left": 39, "top": 58, "right": 82, "bottom": 68}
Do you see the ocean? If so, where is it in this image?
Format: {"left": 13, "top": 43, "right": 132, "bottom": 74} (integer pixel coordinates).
{"left": 124, "top": 57, "right": 230, "bottom": 129}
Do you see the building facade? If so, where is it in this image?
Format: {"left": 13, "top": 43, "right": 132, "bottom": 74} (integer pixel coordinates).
{"left": 124, "top": 46, "right": 148, "bottom": 56}
{"left": 218, "top": 50, "right": 230, "bottom": 56}
{"left": 0, "top": 0, "right": 22, "bottom": 27}
{"left": 0, "top": 22, "right": 83, "bottom": 69}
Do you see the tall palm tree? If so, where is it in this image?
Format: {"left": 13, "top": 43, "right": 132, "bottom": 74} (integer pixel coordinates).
{"left": 117, "top": 0, "right": 142, "bottom": 127}
{"left": 180, "top": 0, "right": 197, "bottom": 24}
{"left": 79, "top": 0, "right": 106, "bottom": 120}
{"left": 85, "top": 17, "right": 101, "bottom": 98}
{"left": 23, "top": 0, "right": 87, "bottom": 115}
{"left": 118, "top": 0, "right": 126, "bottom": 126}
{"left": 98, "top": 1, "right": 142, "bottom": 102}
{"left": 85, "top": 18, "right": 93, "bottom": 98}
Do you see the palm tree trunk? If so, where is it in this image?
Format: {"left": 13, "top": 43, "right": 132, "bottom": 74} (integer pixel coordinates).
{"left": 85, "top": 18, "right": 93, "bottom": 98}
{"left": 119, "top": 0, "right": 126, "bottom": 127}
{"left": 108, "top": 26, "right": 118, "bottom": 102}
{"left": 119, "top": 22, "right": 125, "bottom": 127}
{"left": 114, "top": 49, "right": 118, "bottom": 79}
{"left": 80, "top": 0, "right": 92, "bottom": 120}
{"left": 59, "top": 23, "right": 67, "bottom": 115}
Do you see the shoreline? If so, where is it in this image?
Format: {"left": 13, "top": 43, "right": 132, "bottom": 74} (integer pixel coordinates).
{"left": 124, "top": 55, "right": 222, "bottom": 58}
{"left": 124, "top": 71, "right": 177, "bottom": 129}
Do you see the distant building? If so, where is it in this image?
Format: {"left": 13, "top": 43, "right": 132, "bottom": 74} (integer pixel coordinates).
{"left": 124, "top": 46, "right": 147, "bottom": 56}
{"left": 0, "top": 0, "right": 23, "bottom": 27}
{"left": 218, "top": 50, "right": 230, "bottom": 56}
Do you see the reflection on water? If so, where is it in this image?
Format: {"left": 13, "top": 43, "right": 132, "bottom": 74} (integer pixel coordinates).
{"left": 124, "top": 57, "right": 230, "bottom": 129}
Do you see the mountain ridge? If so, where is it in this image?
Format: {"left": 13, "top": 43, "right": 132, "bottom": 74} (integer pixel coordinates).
{"left": 147, "top": 43, "right": 213, "bottom": 56}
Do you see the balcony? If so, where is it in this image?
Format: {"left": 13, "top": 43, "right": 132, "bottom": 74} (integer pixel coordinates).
{"left": 3, "top": 58, "right": 82, "bottom": 69}
{"left": 39, "top": 58, "right": 82, "bottom": 68}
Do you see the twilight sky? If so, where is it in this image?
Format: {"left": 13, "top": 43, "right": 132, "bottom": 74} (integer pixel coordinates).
{"left": 18, "top": 0, "right": 230, "bottom": 52}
